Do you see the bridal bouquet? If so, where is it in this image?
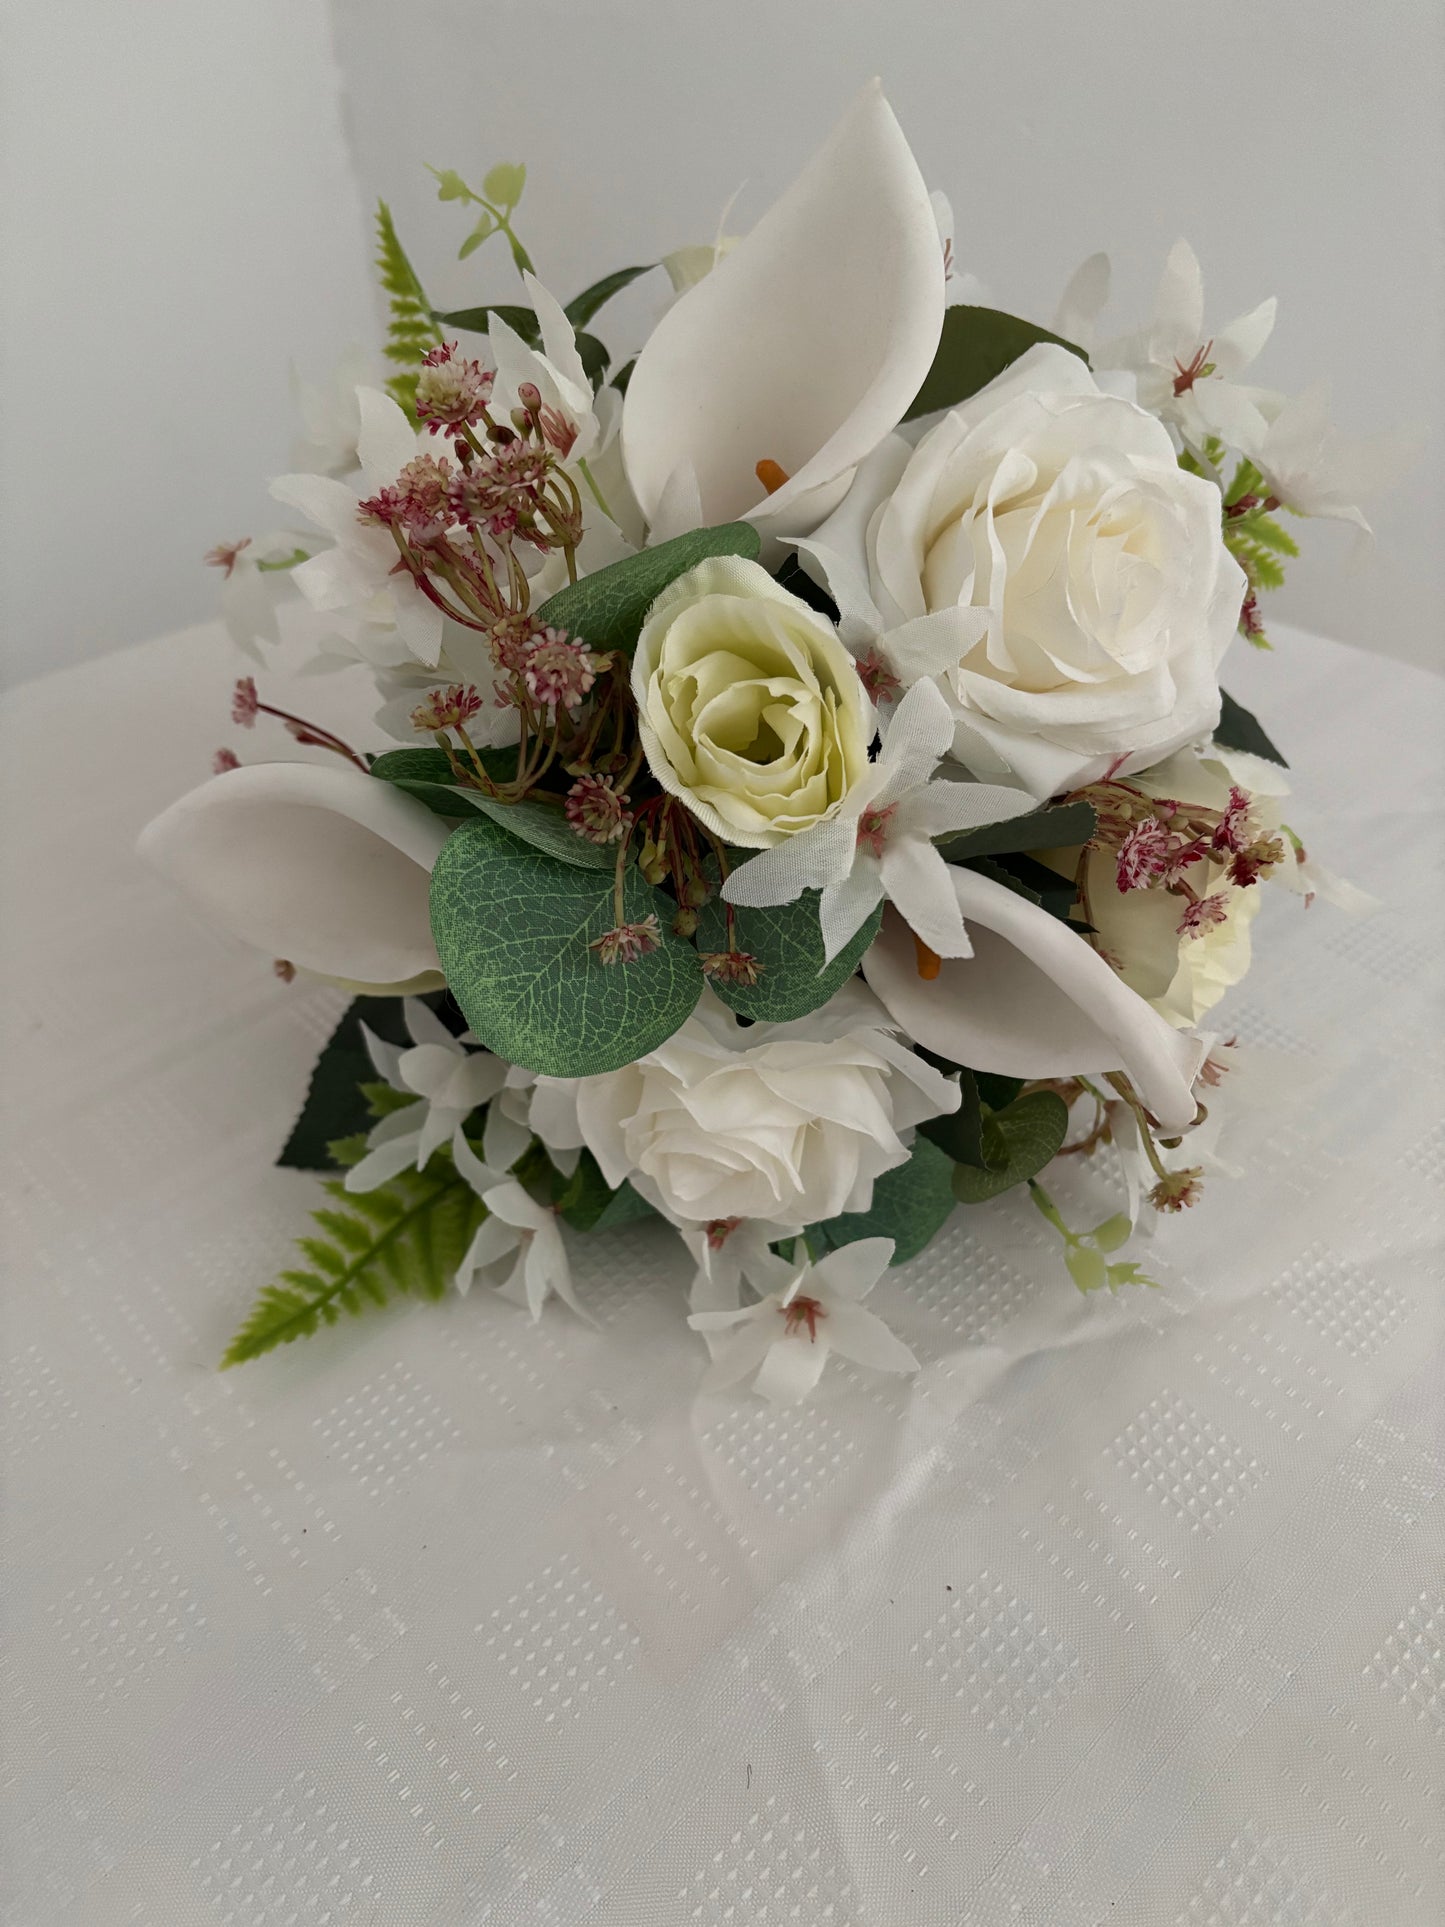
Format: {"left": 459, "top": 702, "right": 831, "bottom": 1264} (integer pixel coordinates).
{"left": 141, "top": 85, "right": 1379, "bottom": 1403}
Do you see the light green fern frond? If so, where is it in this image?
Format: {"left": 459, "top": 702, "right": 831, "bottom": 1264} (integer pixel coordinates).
{"left": 375, "top": 200, "right": 441, "bottom": 419}
{"left": 221, "top": 1159, "right": 483, "bottom": 1367}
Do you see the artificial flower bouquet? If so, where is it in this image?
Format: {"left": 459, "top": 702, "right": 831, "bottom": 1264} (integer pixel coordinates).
{"left": 141, "top": 84, "right": 1379, "bottom": 1404}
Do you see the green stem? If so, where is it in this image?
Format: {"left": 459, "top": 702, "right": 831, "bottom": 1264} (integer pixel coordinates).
{"left": 576, "top": 457, "right": 614, "bottom": 523}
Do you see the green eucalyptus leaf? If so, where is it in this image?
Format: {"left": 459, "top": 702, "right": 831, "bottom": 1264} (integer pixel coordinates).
{"left": 456, "top": 793, "right": 616, "bottom": 869}
{"left": 369, "top": 745, "right": 521, "bottom": 817}
{"left": 905, "top": 305, "right": 1089, "bottom": 423}
{"left": 430, "top": 815, "right": 702, "bottom": 1077}
{"left": 536, "top": 521, "right": 761, "bottom": 655}
{"left": 951, "top": 1090, "right": 1070, "bottom": 1203}
{"left": 692, "top": 891, "right": 882, "bottom": 1023}
{"left": 935, "top": 798, "right": 1096, "bottom": 865}
{"left": 809, "top": 1135, "right": 956, "bottom": 1267}
{"left": 565, "top": 264, "right": 655, "bottom": 329}
{"left": 1214, "top": 689, "right": 1288, "bottom": 768}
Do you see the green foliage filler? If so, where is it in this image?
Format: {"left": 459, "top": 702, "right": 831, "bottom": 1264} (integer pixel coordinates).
{"left": 1214, "top": 690, "right": 1288, "bottom": 769}
{"left": 692, "top": 892, "right": 883, "bottom": 1024}
{"left": 951, "top": 1090, "right": 1071, "bottom": 1204}
{"left": 536, "top": 522, "right": 762, "bottom": 654}
{"left": 375, "top": 201, "right": 442, "bottom": 418}
{"left": 905, "top": 305, "right": 1088, "bottom": 423}
{"left": 369, "top": 745, "right": 522, "bottom": 816}
{"left": 221, "top": 1151, "right": 484, "bottom": 1367}
{"left": 809, "top": 1135, "right": 957, "bottom": 1266}
{"left": 934, "top": 798, "right": 1096, "bottom": 866}
{"left": 430, "top": 815, "right": 703, "bottom": 1077}
{"left": 279, "top": 997, "right": 429, "bottom": 1172}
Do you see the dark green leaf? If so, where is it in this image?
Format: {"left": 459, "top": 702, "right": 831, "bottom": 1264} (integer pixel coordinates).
{"left": 692, "top": 890, "right": 882, "bottom": 1024}
{"left": 809, "top": 1135, "right": 956, "bottom": 1266}
{"left": 975, "top": 1071, "right": 1024, "bottom": 1112}
{"left": 565, "top": 264, "right": 655, "bottom": 329}
{"left": 966, "top": 853, "right": 1087, "bottom": 929}
{"left": 430, "top": 814, "right": 702, "bottom": 1077}
{"left": 536, "top": 521, "right": 761, "bottom": 655}
{"left": 554, "top": 1148, "right": 657, "bottom": 1232}
{"left": 370, "top": 745, "right": 520, "bottom": 818}
{"left": 1214, "top": 689, "right": 1288, "bottom": 768}
{"left": 772, "top": 551, "right": 841, "bottom": 621}
{"left": 432, "top": 302, "right": 542, "bottom": 346}
{"left": 905, "top": 305, "right": 1088, "bottom": 423}
{"left": 610, "top": 357, "right": 636, "bottom": 395}
{"left": 919, "top": 1068, "right": 988, "bottom": 1168}
{"left": 575, "top": 331, "right": 611, "bottom": 390}
{"left": 952, "top": 1091, "right": 1070, "bottom": 1203}
{"left": 935, "top": 798, "right": 1096, "bottom": 865}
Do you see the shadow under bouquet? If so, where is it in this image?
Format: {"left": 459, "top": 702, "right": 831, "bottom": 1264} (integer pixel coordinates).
{"left": 140, "top": 83, "right": 1379, "bottom": 1404}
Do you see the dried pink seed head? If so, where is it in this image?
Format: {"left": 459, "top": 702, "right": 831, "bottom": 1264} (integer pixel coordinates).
{"left": 565, "top": 774, "right": 632, "bottom": 845}
{"left": 231, "top": 676, "right": 260, "bottom": 727}
{"left": 410, "top": 683, "right": 485, "bottom": 733}
{"left": 589, "top": 916, "right": 662, "bottom": 965}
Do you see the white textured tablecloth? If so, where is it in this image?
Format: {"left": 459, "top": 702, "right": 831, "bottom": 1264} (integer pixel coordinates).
{"left": 3, "top": 618, "right": 1443, "bottom": 1927}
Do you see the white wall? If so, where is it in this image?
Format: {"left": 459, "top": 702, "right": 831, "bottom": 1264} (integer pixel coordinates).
{"left": 0, "top": 0, "right": 374, "bottom": 686}
{"left": 3, "top": 0, "right": 1441, "bottom": 684}
{"left": 328, "top": 0, "right": 1443, "bottom": 673}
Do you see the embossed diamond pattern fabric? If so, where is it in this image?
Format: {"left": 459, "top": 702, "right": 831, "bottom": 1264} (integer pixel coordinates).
{"left": 2, "top": 618, "right": 1442, "bottom": 1924}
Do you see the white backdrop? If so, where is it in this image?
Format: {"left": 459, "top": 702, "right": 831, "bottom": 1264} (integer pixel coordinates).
{"left": 2, "top": 0, "right": 1441, "bottom": 686}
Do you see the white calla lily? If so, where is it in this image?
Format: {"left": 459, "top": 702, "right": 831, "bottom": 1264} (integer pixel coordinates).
{"left": 138, "top": 761, "right": 449, "bottom": 990}
{"left": 621, "top": 81, "right": 944, "bottom": 546}
{"left": 862, "top": 868, "right": 1206, "bottom": 1135}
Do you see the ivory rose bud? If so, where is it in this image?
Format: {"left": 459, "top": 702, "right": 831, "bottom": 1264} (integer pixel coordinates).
{"left": 1048, "top": 750, "right": 1282, "bottom": 1028}
{"left": 528, "top": 984, "right": 959, "bottom": 1232}
{"left": 632, "top": 555, "right": 872, "bottom": 848}
{"left": 800, "top": 342, "right": 1245, "bottom": 799}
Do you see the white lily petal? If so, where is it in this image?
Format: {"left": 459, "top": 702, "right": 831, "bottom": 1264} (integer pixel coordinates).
{"left": 818, "top": 862, "right": 886, "bottom": 962}
{"left": 863, "top": 869, "right": 1206, "bottom": 1134}
{"left": 753, "top": 1330, "right": 833, "bottom": 1404}
{"left": 622, "top": 81, "right": 943, "bottom": 541}
{"left": 723, "top": 816, "right": 858, "bottom": 909}
{"left": 878, "top": 838, "right": 973, "bottom": 958}
{"left": 521, "top": 272, "right": 591, "bottom": 404}
{"left": 697, "top": 1321, "right": 778, "bottom": 1393}
{"left": 824, "top": 1300, "right": 920, "bottom": 1375}
{"left": 875, "top": 676, "right": 955, "bottom": 793}
{"left": 344, "top": 1132, "right": 423, "bottom": 1193}
{"left": 268, "top": 471, "right": 366, "bottom": 548}
{"left": 1053, "top": 252, "right": 1111, "bottom": 348}
{"left": 358, "top": 1022, "right": 406, "bottom": 1089}
{"left": 138, "top": 762, "right": 448, "bottom": 986}
{"left": 403, "top": 998, "right": 456, "bottom": 1050}
{"left": 482, "top": 1103, "right": 533, "bottom": 1172}
{"left": 450, "top": 1127, "right": 501, "bottom": 1198}
{"left": 901, "top": 779, "right": 1034, "bottom": 839}
{"left": 813, "top": 1237, "right": 894, "bottom": 1301}
{"left": 355, "top": 386, "right": 421, "bottom": 489}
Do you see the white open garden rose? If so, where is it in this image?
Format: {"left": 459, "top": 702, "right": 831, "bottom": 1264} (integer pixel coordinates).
{"left": 632, "top": 555, "right": 873, "bottom": 848}
{"left": 798, "top": 342, "right": 1246, "bottom": 799}
{"left": 529, "top": 984, "right": 959, "bottom": 1232}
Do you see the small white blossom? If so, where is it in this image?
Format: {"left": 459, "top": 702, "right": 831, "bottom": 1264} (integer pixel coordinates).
{"left": 689, "top": 1238, "right": 918, "bottom": 1404}
{"left": 1094, "top": 239, "right": 1277, "bottom": 455}
{"left": 723, "top": 677, "right": 1033, "bottom": 959}
{"left": 679, "top": 1218, "right": 795, "bottom": 1314}
{"left": 345, "top": 999, "right": 508, "bottom": 1192}
{"left": 455, "top": 1178, "right": 590, "bottom": 1321}
{"left": 290, "top": 345, "right": 374, "bottom": 476}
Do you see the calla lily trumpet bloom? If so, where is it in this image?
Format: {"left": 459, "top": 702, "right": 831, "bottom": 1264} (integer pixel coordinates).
{"left": 138, "top": 762, "right": 449, "bottom": 992}
{"left": 862, "top": 868, "right": 1206, "bottom": 1134}
{"left": 621, "top": 81, "right": 944, "bottom": 547}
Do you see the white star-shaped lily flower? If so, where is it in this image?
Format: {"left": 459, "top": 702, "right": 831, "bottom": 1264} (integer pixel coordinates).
{"left": 488, "top": 272, "right": 609, "bottom": 468}
{"left": 270, "top": 388, "right": 451, "bottom": 666}
{"left": 723, "top": 676, "right": 1034, "bottom": 961}
{"left": 454, "top": 1178, "right": 591, "bottom": 1321}
{"left": 1238, "top": 384, "right": 1417, "bottom": 540}
{"left": 289, "top": 344, "right": 375, "bottom": 477}
{"left": 689, "top": 1237, "right": 918, "bottom": 1405}
{"left": 1095, "top": 239, "right": 1277, "bottom": 455}
{"left": 679, "top": 1218, "right": 796, "bottom": 1314}
{"left": 345, "top": 999, "right": 509, "bottom": 1192}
